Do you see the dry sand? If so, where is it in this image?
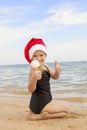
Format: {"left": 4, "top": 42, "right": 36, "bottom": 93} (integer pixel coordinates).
{"left": 0, "top": 95, "right": 87, "bottom": 130}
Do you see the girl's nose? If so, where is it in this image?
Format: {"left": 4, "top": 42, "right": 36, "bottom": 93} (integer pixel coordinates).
{"left": 37, "top": 56, "right": 41, "bottom": 61}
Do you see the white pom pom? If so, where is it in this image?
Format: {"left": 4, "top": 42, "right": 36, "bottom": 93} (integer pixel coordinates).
{"left": 31, "top": 60, "right": 40, "bottom": 68}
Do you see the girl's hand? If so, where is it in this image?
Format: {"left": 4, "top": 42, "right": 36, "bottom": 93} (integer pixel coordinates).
{"left": 31, "top": 67, "right": 42, "bottom": 81}
{"left": 54, "top": 60, "right": 61, "bottom": 73}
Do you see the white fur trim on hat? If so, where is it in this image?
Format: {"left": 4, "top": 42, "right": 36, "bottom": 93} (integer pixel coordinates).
{"left": 29, "top": 44, "right": 47, "bottom": 59}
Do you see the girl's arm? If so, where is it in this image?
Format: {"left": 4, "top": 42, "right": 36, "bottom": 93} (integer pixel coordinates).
{"left": 45, "top": 60, "right": 61, "bottom": 79}
{"left": 28, "top": 68, "right": 42, "bottom": 93}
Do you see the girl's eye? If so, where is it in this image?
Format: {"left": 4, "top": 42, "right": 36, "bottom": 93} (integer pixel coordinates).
{"left": 40, "top": 54, "right": 43, "bottom": 57}
{"left": 40, "top": 54, "right": 45, "bottom": 57}
{"left": 33, "top": 55, "right": 37, "bottom": 57}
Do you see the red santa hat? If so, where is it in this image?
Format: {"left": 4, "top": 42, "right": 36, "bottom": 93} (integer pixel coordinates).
{"left": 24, "top": 38, "right": 47, "bottom": 63}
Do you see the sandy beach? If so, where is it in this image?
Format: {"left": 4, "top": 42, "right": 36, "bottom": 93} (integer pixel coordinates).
{"left": 0, "top": 95, "right": 87, "bottom": 130}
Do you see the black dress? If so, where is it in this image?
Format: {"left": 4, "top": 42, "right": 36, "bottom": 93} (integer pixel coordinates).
{"left": 29, "top": 70, "right": 52, "bottom": 114}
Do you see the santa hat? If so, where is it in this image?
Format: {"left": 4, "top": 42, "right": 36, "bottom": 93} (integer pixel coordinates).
{"left": 24, "top": 38, "right": 47, "bottom": 63}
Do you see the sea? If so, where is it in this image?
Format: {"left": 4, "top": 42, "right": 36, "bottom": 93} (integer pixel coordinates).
{"left": 0, "top": 61, "right": 87, "bottom": 101}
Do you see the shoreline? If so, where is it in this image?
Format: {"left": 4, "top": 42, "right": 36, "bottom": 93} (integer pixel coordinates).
{"left": 0, "top": 92, "right": 87, "bottom": 106}
{"left": 0, "top": 93, "right": 87, "bottom": 108}
{"left": 0, "top": 95, "right": 87, "bottom": 130}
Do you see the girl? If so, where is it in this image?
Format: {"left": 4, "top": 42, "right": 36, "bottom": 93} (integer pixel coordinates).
{"left": 24, "top": 38, "right": 68, "bottom": 120}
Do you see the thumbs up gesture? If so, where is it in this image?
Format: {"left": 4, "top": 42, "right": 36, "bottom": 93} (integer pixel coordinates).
{"left": 54, "top": 60, "right": 61, "bottom": 73}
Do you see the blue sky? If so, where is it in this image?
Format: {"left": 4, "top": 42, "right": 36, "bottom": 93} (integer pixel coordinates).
{"left": 0, "top": 0, "right": 87, "bottom": 65}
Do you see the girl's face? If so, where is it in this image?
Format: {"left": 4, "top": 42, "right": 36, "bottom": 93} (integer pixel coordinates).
{"left": 31, "top": 50, "right": 46, "bottom": 65}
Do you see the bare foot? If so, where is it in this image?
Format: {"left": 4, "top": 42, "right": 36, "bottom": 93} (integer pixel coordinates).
{"left": 27, "top": 111, "right": 49, "bottom": 120}
{"left": 29, "top": 113, "right": 42, "bottom": 120}
{"left": 40, "top": 111, "right": 49, "bottom": 119}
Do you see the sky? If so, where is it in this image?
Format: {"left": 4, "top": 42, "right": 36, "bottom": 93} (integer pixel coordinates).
{"left": 0, "top": 0, "right": 87, "bottom": 65}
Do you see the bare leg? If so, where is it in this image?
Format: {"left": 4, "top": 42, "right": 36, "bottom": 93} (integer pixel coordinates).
{"left": 41, "top": 100, "right": 68, "bottom": 119}
{"left": 28, "top": 100, "right": 68, "bottom": 120}
{"left": 41, "top": 111, "right": 67, "bottom": 119}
